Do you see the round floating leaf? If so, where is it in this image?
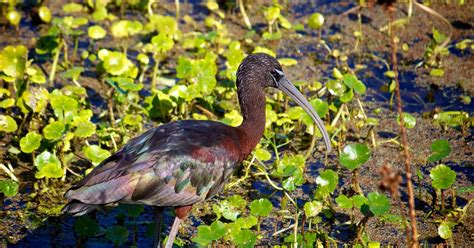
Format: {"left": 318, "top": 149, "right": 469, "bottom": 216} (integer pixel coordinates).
{"left": 0, "top": 179, "right": 19, "bottom": 197}
{"left": 35, "top": 162, "right": 64, "bottom": 179}
{"left": 315, "top": 169, "right": 338, "bottom": 195}
{"left": 50, "top": 94, "right": 79, "bottom": 122}
{"left": 0, "top": 45, "right": 27, "bottom": 78}
{"left": 88, "top": 25, "right": 106, "bottom": 39}
{"left": 339, "top": 143, "right": 371, "bottom": 170}
{"left": 38, "top": 6, "right": 52, "bottom": 23}
{"left": 326, "top": 79, "right": 346, "bottom": 97}
{"left": 105, "top": 225, "right": 129, "bottom": 245}
{"left": 20, "top": 132, "right": 42, "bottom": 153}
{"left": 250, "top": 198, "right": 273, "bottom": 217}
{"left": 192, "top": 220, "right": 226, "bottom": 246}
{"left": 438, "top": 222, "right": 452, "bottom": 239}
{"left": 308, "top": 12, "right": 324, "bottom": 29}
{"left": 103, "top": 52, "right": 131, "bottom": 76}
{"left": 6, "top": 10, "right": 21, "bottom": 26}
{"left": 255, "top": 147, "right": 272, "bottom": 161}
{"left": 278, "top": 58, "right": 297, "bottom": 66}
{"left": 151, "top": 33, "right": 174, "bottom": 53}
{"left": 73, "top": 117, "right": 96, "bottom": 138}
{"left": 0, "top": 115, "right": 18, "bottom": 133}
{"left": 367, "top": 192, "right": 391, "bottom": 216}
{"left": 427, "top": 139, "right": 451, "bottom": 163}
{"left": 304, "top": 200, "right": 323, "bottom": 217}
{"left": 74, "top": 215, "right": 100, "bottom": 237}
{"left": 43, "top": 121, "right": 65, "bottom": 140}
{"left": 336, "top": 195, "right": 353, "bottom": 209}
{"left": 352, "top": 195, "right": 368, "bottom": 209}
{"left": 230, "top": 229, "right": 257, "bottom": 246}
{"left": 430, "top": 164, "right": 456, "bottom": 190}
{"left": 83, "top": 145, "right": 111, "bottom": 165}
{"left": 123, "top": 114, "right": 143, "bottom": 126}
{"left": 35, "top": 150, "right": 61, "bottom": 171}
{"left": 343, "top": 74, "right": 366, "bottom": 94}
{"left": 397, "top": 113, "right": 416, "bottom": 129}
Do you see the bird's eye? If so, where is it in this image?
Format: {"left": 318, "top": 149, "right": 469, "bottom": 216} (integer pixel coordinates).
{"left": 271, "top": 69, "right": 284, "bottom": 85}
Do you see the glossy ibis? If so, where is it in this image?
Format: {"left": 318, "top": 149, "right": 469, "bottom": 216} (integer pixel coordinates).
{"left": 62, "top": 53, "right": 331, "bottom": 247}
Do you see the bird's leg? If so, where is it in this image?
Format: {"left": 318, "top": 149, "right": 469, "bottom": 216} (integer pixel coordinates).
{"left": 164, "top": 216, "right": 182, "bottom": 248}
{"left": 163, "top": 205, "right": 192, "bottom": 248}
{"left": 154, "top": 206, "right": 164, "bottom": 248}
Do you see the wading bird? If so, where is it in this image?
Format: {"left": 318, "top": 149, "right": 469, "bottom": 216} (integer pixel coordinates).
{"left": 62, "top": 53, "right": 331, "bottom": 247}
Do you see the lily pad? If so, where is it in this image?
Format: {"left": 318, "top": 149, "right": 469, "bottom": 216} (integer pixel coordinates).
{"left": 397, "top": 113, "right": 416, "bottom": 129}
{"left": 438, "top": 222, "right": 452, "bottom": 239}
{"left": 249, "top": 198, "right": 273, "bottom": 217}
{"left": 74, "top": 215, "right": 100, "bottom": 237}
{"left": 367, "top": 192, "right": 391, "bottom": 216}
{"left": 0, "top": 179, "right": 19, "bottom": 197}
{"left": 83, "top": 145, "right": 111, "bottom": 165}
{"left": 304, "top": 200, "right": 323, "bottom": 217}
{"left": 0, "top": 45, "right": 28, "bottom": 78}
{"left": 105, "top": 225, "right": 129, "bottom": 245}
{"left": 20, "top": 132, "right": 42, "bottom": 153}
{"left": 43, "top": 121, "right": 65, "bottom": 140}
{"left": 0, "top": 115, "right": 18, "bottom": 133}
{"left": 339, "top": 143, "right": 371, "bottom": 170}
{"left": 427, "top": 139, "right": 451, "bottom": 163}
{"left": 430, "top": 164, "right": 456, "bottom": 190}
{"left": 308, "top": 12, "right": 324, "bottom": 29}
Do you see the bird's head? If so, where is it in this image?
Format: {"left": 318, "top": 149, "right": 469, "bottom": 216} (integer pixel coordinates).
{"left": 237, "top": 53, "right": 332, "bottom": 152}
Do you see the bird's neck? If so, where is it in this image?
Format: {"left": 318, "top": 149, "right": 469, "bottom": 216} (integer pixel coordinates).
{"left": 236, "top": 89, "right": 266, "bottom": 158}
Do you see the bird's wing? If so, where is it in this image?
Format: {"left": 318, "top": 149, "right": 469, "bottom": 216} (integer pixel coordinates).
{"left": 65, "top": 120, "right": 242, "bottom": 207}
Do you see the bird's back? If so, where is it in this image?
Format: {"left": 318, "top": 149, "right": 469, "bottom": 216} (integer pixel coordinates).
{"left": 63, "top": 120, "right": 243, "bottom": 215}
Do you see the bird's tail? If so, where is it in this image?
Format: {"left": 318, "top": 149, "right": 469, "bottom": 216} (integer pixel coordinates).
{"left": 62, "top": 200, "right": 100, "bottom": 216}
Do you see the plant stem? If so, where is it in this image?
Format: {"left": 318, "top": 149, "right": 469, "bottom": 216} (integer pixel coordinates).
{"left": 388, "top": 13, "right": 419, "bottom": 247}
{"left": 151, "top": 55, "right": 159, "bottom": 93}
{"left": 238, "top": 0, "right": 252, "bottom": 29}
{"left": 305, "top": 124, "right": 317, "bottom": 159}
{"left": 49, "top": 41, "right": 63, "bottom": 85}
{"left": 174, "top": 0, "right": 180, "bottom": 21}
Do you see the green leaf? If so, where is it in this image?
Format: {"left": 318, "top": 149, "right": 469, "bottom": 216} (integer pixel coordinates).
{"left": 397, "top": 113, "right": 416, "bottom": 129}
{"left": 235, "top": 216, "right": 257, "bottom": 229}
{"left": 230, "top": 229, "right": 257, "bottom": 247}
{"left": 73, "top": 119, "right": 96, "bottom": 138}
{"left": 192, "top": 221, "right": 226, "bottom": 245}
{"left": 367, "top": 192, "right": 391, "bottom": 216}
{"left": 123, "top": 114, "right": 143, "bottom": 126}
{"left": 352, "top": 195, "right": 368, "bottom": 208}
{"left": 151, "top": 33, "right": 175, "bottom": 53}
{"left": 20, "top": 132, "right": 42, "bottom": 153}
{"left": 308, "top": 12, "right": 324, "bottom": 29}
{"left": 430, "top": 164, "right": 456, "bottom": 190}
{"left": 0, "top": 179, "right": 19, "bottom": 197}
{"left": 427, "top": 139, "right": 451, "bottom": 162}
{"left": 336, "top": 195, "right": 353, "bottom": 209}
{"left": 103, "top": 51, "right": 132, "bottom": 76}
{"left": 74, "top": 215, "right": 100, "bottom": 237}
{"left": 278, "top": 58, "right": 297, "bottom": 66}
{"left": 0, "top": 45, "right": 28, "bottom": 78}
{"left": 83, "top": 145, "right": 111, "bottom": 165}
{"left": 0, "top": 98, "right": 15, "bottom": 108}
{"left": 339, "top": 143, "right": 371, "bottom": 170}
{"left": 457, "top": 186, "right": 474, "bottom": 194}
{"left": 43, "top": 121, "right": 65, "bottom": 140}
{"left": 213, "top": 200, "right": 240, "bottom": 221}
{"left": 304, "top": 200, "right": 323, "bottom": 217}
{"left": 254, "top": 147, "right": 272, "bottom": 161}
{"left": 105, "top": 225, "right": 129, "bottom": 245}
{"left": 34, "top": 150, "right": 63, "bottom": 179}
{"left": 38, "top": 6, "right": 52, "bottom": 23}
{"left": 432, "top": 27, "right": 447, "bottom": 44}
{"left": 315, "top": 169, "right": 338, "bottom": 195}
{"left": 430, "top": 68, "right": 444, "bottom": 77}
{"left": 343, "top": 74, "right": 366, "bottom": 94}
{"left": 249, "top": 198, "right": 273, "bottom": 217}
{"left": 0, "top": 115, "right": 18, "bottom": 133}
{"left": 326, "top": 79, "right": 346, "bottom": 97}
{"left": 438, "top": 222, "right": 452, "bottom": 239}
{"left": 88, "top": 25, "right": 106, "bottom": 39}
{"left": 50, "top": 93, "right": 79, "bottom": 122}
{"left": 63, "top": 3, "right": 84, "bottom": 13}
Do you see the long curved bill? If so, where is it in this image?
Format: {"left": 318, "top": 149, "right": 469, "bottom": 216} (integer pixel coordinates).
{"left": 277, "top": 76, "right": 332, "bottom": 152}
